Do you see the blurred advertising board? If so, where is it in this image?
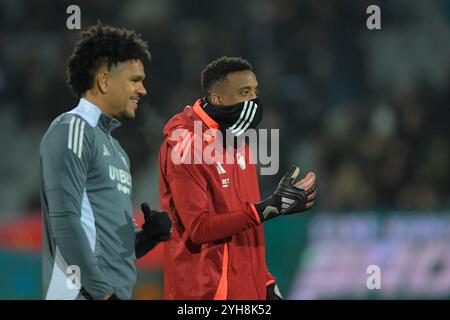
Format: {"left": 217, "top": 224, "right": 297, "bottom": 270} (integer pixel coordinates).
{"left": 290, "top": 212, "right": 450, "bottom": 299}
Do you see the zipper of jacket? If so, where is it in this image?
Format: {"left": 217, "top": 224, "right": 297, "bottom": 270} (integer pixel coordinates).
{"left": 231, "top": 147, "right": 260, "bottom": 296}
{"left": 108, "top": 133, "right": 119, "bottom": 156}
{"left": 104, "top": 118, "right": 119, "bottom": 156}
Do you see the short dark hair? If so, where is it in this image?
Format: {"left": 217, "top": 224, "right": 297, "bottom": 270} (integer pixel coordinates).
{"left": 201, "top": 56, "right": 253, "bottom": 99}
{"left": 67, "top": 21, "right": 151, "bottom": 98}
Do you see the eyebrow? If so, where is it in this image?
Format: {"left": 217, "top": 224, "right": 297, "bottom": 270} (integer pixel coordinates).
{"left": 238, "top": 85, "right": 258, "bottom": 91}
{"left": 131, "top": 74, "right": 145, "bottom": 80}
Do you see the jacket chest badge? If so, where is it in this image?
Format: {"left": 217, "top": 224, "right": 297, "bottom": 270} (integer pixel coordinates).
{"left": 103, "top": 144, "right": 111, "bottom": 157}
{"left": 216, "top": 162, "right": 230, "bottom": 188}
{"left": 236, "top": 153, "right": 246, "bottom": 170}
{"left": 221, "top": 178, "right": 230, "bottom": 188}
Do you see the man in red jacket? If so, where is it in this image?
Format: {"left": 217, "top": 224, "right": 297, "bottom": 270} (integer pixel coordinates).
{"left": 158, "top": 56, "right": 317, "bottom": 300}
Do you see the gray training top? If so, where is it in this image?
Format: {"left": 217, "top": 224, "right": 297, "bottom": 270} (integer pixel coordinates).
{"left": 40, "top": 98, "right": 137, "bottom": 300}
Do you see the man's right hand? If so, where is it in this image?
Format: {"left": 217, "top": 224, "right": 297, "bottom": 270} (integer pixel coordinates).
{"left": 254, "top": 165, "right": 317, "bottom": 222}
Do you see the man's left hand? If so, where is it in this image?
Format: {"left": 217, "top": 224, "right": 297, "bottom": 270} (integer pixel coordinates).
{"left": 141, "top": 203, "right": 172, "bottom": 241}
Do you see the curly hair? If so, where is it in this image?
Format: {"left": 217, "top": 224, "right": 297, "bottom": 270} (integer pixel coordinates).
{"left": 66, "top": 21, "right": 151, "bottom": 98}
{"left": 201, "top": 56, "right": 253, "bottom": 99}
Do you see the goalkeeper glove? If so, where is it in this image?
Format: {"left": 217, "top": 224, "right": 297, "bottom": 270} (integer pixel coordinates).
{"left": 141, "top": 203, "right": 172, "bottom": 241}
{"left": 254, "top": 165, "right": 317, "bottom": 222}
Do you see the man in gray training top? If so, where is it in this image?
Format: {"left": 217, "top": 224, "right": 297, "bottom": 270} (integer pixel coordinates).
{"left": 39, "top": 22, "right": 172, "bottom": 300}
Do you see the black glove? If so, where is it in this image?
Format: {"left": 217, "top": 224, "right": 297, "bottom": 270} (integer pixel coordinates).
{"left": 266, "top": 283, "right": 284, "bottom": 300}
{"left": 254, "top": 165, "right": 317, "bottom": 222}
{"left": 141, "top": 203, "right": 172, "bottom": 241}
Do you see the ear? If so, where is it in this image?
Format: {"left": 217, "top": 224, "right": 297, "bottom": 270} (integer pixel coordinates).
{"left": 209, "top": 92, "right": 223, "bottom": 106}
{"left": 96, "top": 70, "right": 109, "bottom": 94}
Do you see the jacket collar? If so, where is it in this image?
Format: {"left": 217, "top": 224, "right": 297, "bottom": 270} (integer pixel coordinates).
{"left": 192, "top": 98, "right": 219, "bottom": 130}
{"left": 68, "top": 98, "right": 121, "bottom": 133}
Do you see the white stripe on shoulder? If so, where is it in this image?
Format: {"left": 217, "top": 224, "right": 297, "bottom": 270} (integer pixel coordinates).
{"left": 77, "top": 121, "right": 85, "bottom": 159}
{"left": 68, "top": 116, "right": 75, "bottom": 150}
{"left": 72, "top": 118, "right": 81, "bottom": 155}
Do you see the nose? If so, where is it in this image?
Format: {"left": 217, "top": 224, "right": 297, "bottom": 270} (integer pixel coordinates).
{"left": 137, "top": 82, "right": 147, "bottom": 97}
{"left": 249, "top": 91, "right": 257, "bottom": 100}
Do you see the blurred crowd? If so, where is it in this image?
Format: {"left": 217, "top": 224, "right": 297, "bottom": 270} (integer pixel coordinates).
{"left": 0, "top": 0, "right": 449, "bottom": 218}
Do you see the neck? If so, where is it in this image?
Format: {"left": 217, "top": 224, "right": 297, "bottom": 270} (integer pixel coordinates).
{"left": 83, "top": 92, "right": 113, "bottom": 117}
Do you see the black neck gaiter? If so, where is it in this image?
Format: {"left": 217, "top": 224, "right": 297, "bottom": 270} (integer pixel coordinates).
{"left": 201, "top": 97, "right": 264, "bottom": 138}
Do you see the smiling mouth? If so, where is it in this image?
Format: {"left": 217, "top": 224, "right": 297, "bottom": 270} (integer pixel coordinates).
{"left": 130, "top": 98, "right": 140, "bottom": 108}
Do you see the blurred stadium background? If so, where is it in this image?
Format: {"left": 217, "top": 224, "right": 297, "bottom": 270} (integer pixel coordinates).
{"left": 0, "top": 0, "right": 449, "bottom": 299}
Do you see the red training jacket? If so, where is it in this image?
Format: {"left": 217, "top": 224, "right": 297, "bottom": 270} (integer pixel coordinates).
{"left": 159, "top": 99, "right": 275, "bottom": 300}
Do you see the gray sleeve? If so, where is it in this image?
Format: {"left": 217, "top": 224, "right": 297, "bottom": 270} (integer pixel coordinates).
{"left": 41, "top": 116, "right": 114, "bottom": 299}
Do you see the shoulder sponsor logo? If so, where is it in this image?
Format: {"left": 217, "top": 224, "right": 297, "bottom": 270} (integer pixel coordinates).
{"left": 67, "top": 116, "right": 85, "bottom": 159}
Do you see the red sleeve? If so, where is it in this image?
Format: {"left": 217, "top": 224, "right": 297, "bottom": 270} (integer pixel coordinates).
{"left": 265, "top": 271, "right": 276, "bottom": 286}
{"left": 167, "top": 162, "right": 261, "bottom": 245}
